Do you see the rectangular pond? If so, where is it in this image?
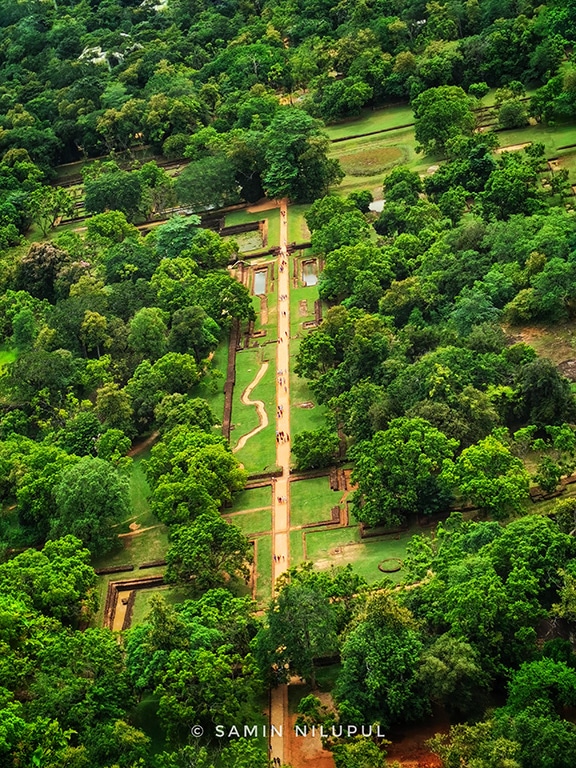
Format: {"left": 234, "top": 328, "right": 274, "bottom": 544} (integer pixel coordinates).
{"left": 253, "top": 269, "right": 267, "bottom": 294}
{"left": 302, "top": 260, "right": 318, "bottom": 286}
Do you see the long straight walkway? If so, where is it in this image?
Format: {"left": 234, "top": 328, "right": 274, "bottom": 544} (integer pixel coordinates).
{"left": 270, "top": 198, "right": 291, "bottom": 766}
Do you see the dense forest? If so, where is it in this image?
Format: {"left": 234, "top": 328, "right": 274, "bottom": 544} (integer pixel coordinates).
{"left": 2, "top": 0, "right": 576, "bottom": 766}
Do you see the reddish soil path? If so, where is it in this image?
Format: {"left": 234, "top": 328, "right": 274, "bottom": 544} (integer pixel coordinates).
{"left": 269, "top": 201, "right": 336, "bottom": 768}
{"left": 270, "top": 197, "right": 291, "bottom": 766}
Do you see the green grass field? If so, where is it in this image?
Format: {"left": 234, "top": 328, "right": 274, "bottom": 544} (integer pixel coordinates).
{"left": 303, "top": 525, "right": 415, "bottom": 584}
{"left": 329, "top": 126, "right": 432, "bottom": 196}
{"left": 290, "top": 528, "right": 305, "bottom": 565}
{"left": 93, "top": 456, "right": 171, "bottom": 625}
{"left": 0, "top": 345, "right": 17, "bottom": 370}
{"left": 287, "top": 203, "right": 311, "bottom": 242}
{"left": 255, "top": 534, "right": 273, "bottom": 602}
{"left": 225, "top": 207, "right": 281, "bottom": 250}
{"left": 231, "top": 347, "right": 265, "bottom": 438}
{"left": 231, "top": 346, "right": 277, "bottom": 473}
{"left": 228, "top": 485, "right": 273, "bottom": 512}
{"left": 225, "top": 507, "right": 272, "bottom": 535}
{"left": 289, "top": 476, "right": 341, "bottom": 528}
{"left": 325, "top": 103, "right": 415, "bottom": 141}
{"left": 130, "top": 584, "right": 192, "bottom": 627}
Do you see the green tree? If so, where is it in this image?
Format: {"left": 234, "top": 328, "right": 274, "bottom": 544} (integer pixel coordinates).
{"left": 429, "top": 721, "right": 521, "bottom": 768}
{"left": 517, "top": 358, "right": 576, "bottom": 427}
{"left": 168, "top": 306, "right": 219, "bottom": 361}
{"left": 291, "top": 427, "right": 340, "bottom": 470}
{"left": 29, "top": 185, "right": 74, "bottom": 236}
{"left": 51, "top": 457, "right": 130, "bottom": 556}
{"left": 310, "top": 210, "right": 371, "bottom": 255}
{"left": 95, "top": 383, "right": 134, "bottom": 434}
{"left": 146, "top": 427, "right": 246, "bottom": 524}
{"left": 417, "top": 634, "right": 489, "bottom": 719}
{"left": 165, "top": 513, "right": 252, "bottom": 591}
{"left": 154, "top": 215, "right": 201, "bottom": 260}
{"left": 85, "top": 170, "right": 144, "bottom": 222}
{"left": 497, "top": 99, "right": 528, "bottom": 129}
{"left": 383, "top": 166, "right": 423, "bottom": 205}
{"left": 351, "top": 417, "right": 458, "bottom": 527}
{"left": 126, "top": 593, "right": 259, "bottom": 744}
{"left": 15, "top": 242, "right": 69, "bottom": 302}
{"left": 80, "top": 310, "right": 109, "bottom": 357}
{"left": 255, "top": 578, "right": 339, "bottom": 688}
{"left": 332, "top": 738, "right": 387, "bottom": 768}
{"left": 128, "top": 307, "right": 168, "bottom": 361}
{"left": 335, "top": 592, "right": 427, "bottom": 727}
{"left": 155, "top": 394, "right": 215, "bottom": 434}
{"left": 443, "top": 434, "right": 529, "bottom": 518}
{"left": 11, "top": 307, "right": 38, "bottom": 348}
{"left": 0, "top": 536, "right": 96, "bottom": 625}
{"left": 175, "top": 154, "right": 240, "bottom": 211}
{"left": 85, "top": 211, "right": 139, "bottom": 247}
{"left": 262, "top": 108, "right": 343, "bottom": 202}
{"left": 505, "top": 659, "right": 576, "bottom": 716}
{"left": 413, "top": 86, "right": 475, "bottom": 154}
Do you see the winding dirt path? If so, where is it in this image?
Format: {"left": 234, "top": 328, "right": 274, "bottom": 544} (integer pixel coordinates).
{"left": 232, "top": 361, "right": 269, "bottom": 453}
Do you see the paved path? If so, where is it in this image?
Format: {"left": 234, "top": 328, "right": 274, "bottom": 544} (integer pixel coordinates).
{"left": 270, "top": 198, "right": 291, "bottom": 766}
{"left": 232, "top": 361, "right": 269, "bottom": 453}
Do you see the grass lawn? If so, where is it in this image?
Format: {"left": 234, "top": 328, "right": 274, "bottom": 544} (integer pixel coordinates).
{"left": 232, "top": 346, "right": 278, "bottom": 473}
{"left": 255, "top": 534, "right": 273, "bottom": 602}
{"left": 0, "top": 345, "right": 17, "bottom": 370}
{"left": 289, "top": 352, "right": 328, "bottom": 436}
{"left": 225, "top": 507, "right": 272, "bottom": 536}
{"left": 225, "top": 207, "right": 281, "bottom": 250}
{"left": 194, "top": 340, "right": 228, "bottom": 428}
{"left": 287, "top": 203, "right": 311, "bottom": 242}
{"left": 496, "top": 121, "right": 576, "bottom": 157}
{"left": 228, "top": 485, "right": 273, "bottom": 512}
{"left": 290, "top": 528, "right": 305, "bottom": 565}
{"left": 330, "top": 126, "right": 433, "bottom": 196}
{"left": 287, "top": 251, "right": 329, "bottom": 437}
{"left": 324, "top": 103, "right": 415, "bottom": 141}
{"left": 130, "top": 584, "right": 192, "bottom": 627}
{"left": 93, "top": 456, "right": 170, "bottom": 625}
{"left": 290, "top": 476, "right": 341, "bottom": 528}
{"left": 303, "top": 525, "right": 417, "bottom": 584}
{"left": 231, "top": 347, "right": 269, "bottom": 439}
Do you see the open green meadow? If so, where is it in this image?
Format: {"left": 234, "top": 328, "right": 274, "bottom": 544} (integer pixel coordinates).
{"left": 0, "top": 345, "right": 17, "bottom": 370}
{"left": 225, "top": 507, "right": 272, "bottom": 536}
{"left": 130, "top": 584, "right": 192, "bottom": 627}
{"left": 228, "top": 485, "right": 273, "bottom": 512}
{"left": 289, "top": 476, "right": 341, "bottom": 528}
{"left": 302, "top": 525, "right": 416, "bottom": 584}
{"left": 225, "top": 207, "right": 281, "bottom": 251}
{"left": 231, "top": 346, "right": 277, "bottom": 473}
{"left": 287, "top": 203, "right": 310, "bottom": 242}
{"left": 255, "top": 534, "right": 273, "bottom": 602}
{"left": 324, "top": 103, "right": 415, "bottom": 141}
{"left": 329, "top": 125, "right": 433, "bottom": 196}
